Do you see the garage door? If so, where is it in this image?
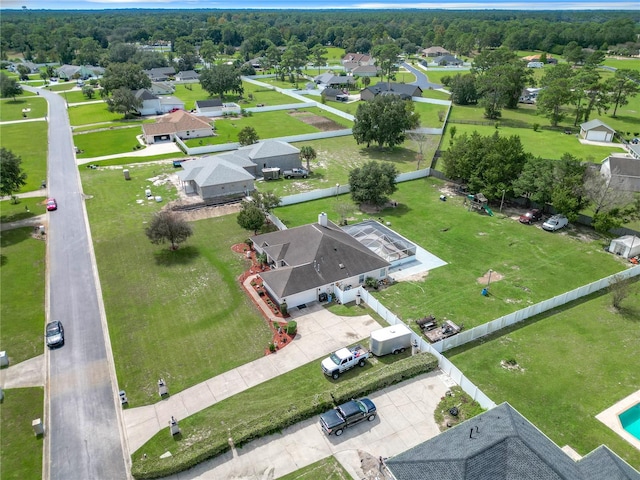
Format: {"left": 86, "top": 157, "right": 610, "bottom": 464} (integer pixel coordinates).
{"left": 587, "top": 131, "right": 607, "bottom": 142}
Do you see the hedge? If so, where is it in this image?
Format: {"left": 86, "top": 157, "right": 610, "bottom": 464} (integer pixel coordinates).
{"left": 131, "top": 352, "right": 438, "bottom": 479}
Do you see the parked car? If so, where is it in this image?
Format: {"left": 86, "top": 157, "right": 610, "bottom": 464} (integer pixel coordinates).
{"left": 46, "top": 198, "right": 57, "bottom": 211}
{"left": 542, "top": 215, "right": 568, "bottom": 231}
{"left": 319, "top": 398, "right": 377, "bottom": 436}
{"left": 45, "top": 321, "right": 65, "bottom": 348}
{"left": 519, "top": 209, "right": 542, "bottom": 224}
{"left": 283, "top": 168, "right": 308, "bottom": 179}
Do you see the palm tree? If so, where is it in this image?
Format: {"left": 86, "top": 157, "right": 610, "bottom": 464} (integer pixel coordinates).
{"left": 299, "top": 145, "right": 317, "bottom": 172}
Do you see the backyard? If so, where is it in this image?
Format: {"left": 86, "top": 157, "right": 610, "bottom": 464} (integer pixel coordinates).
{"left": 447, "top": 282, "right": 640, "bottom": 469}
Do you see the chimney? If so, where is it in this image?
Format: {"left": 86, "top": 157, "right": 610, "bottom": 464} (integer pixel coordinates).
{"left": 318, "top": 212, "right": 328, "bottom": 227}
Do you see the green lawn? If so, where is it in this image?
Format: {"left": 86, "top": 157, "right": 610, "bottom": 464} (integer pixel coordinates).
{"left": 67, "top": 101, "right": 124, "bottom": 126}
{"left": 256, "top": 135, "right": 434, "bottom": 197}
{"left": 413, "top": 102, "right": 447, "bottom": 128}
{"left": 278, "top": 457, "right": 353, "bottom": 480}
{"left": 0, "top": 197, "right": 47, "bottom": 223}
{"left": 74, "top": 125, "right": 146, "bottom": 157}
{"left": 0, "top": 122, "right": 48, "bottom": 192}
{"left": 0, "top": 96, "right": 47, "bottom": 121}
{"left": 171, "top": 82, "right": 302, "bottom": 110}
{"left": 601, "top": 57, "right": 640, "bottom": 71}
{"left": 0, "top": 227, "right": 46, "bottom": 364}
{"left": 273, "top": 177, "right": 625, "bottom": 329}
{"left": 0, "top": 387, "right": 44, "bottom": 480}
{"left": 447, "top": 282, "right": 640, "bottom": 469}
{"left": 81, "top": 164, "right": 273, "bottom": 405}
{"left": 45, "top": 82, "right": 77, "bottom": 92}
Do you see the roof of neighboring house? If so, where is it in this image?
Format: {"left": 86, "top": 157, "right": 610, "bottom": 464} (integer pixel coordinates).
{"left": 422, "top": 46, "right": 450, "bottom": 55}
{"left": 342, "top": 53, "right": 371, "bottom": 63}
{"left": 432, "top": 54, "right": 462, "bottom": 64}
{"left": 361, "top": 82, "right": 422, "bottom": 99}
{"left": 581, "top": 119, "right": 616, "bottom": 133}
{"left": 177, "top": 157, "right": 255, "bottom": 187}
{"left": 239, "top": 140, "right": 300, "bottom": 160}
{"left": 196, "top": 99, "right": 224, "bottom": 108}
{"left": 150, "top": 81, "right": 174, "bottom": 92}
{"left": 523, "top": 54, "right": 555, "bottom": 61}
{"left": 159, "top": 96, "right": 184, "bottom": 106}
{"left": 57, "top": 65, "right": 81, "bottom": 78}
{"left": 314, "top": 73, "right": 355, "bottom": 85}
{"left": 176, "top": 70, "right": 199, "bottom": 80}
{"left": 142, "top": 110, "right": 212, "bottom": 136}
{"left": 321, "top": 87, "right": 343, "bottom": 97}
{"left": 143, "top": 67, "right": 176, "bottom": 79}
{"left": 604, "top": 154, "right": 640, "bottom": 178}
{"left": 252, "top": 219, "right": 390, "bottom": 297}
{"left": 134, "top": 89, "right": 158, "bottom": 101}
{"left": 386, "top": 402, "right": 640, "bottom": 480}
{"left": 351, "top": 65, "right": 380, "bottom": 74}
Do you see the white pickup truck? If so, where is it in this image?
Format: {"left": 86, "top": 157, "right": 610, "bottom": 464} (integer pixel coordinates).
{"left": 321, "top": 345, "right": 369, "bottom": 379}
{"left": 283, "top": 167, "right": 308, "bottom": 179}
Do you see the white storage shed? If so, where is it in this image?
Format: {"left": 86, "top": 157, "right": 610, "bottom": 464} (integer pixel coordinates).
{"left": 608, "top": 235, "right": 640, "bottom": 259}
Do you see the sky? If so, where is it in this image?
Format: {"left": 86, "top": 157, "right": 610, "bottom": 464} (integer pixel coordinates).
{"left": 2, "top": 0, "right": 639, "bottom": 10}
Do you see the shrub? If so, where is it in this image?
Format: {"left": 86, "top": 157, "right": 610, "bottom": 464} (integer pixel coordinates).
{"left": 269, "top": 343, "right": 276, "bottom": 352}
{"left": 364, "top": 277, "right": 378, "bottom": 289}
{"left": 286, "top": 321, "right": 297, "bottom": 335}
{"left": 532, "top": 123, "right": 540, "bottom": 132}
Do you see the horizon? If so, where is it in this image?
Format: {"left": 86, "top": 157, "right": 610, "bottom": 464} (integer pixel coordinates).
{"left": 2, "top": 0, "right": 640, "bottom": 11}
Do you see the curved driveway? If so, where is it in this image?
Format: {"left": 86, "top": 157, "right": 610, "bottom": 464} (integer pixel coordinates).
{"left": 401, "top": 62, "right": 442, "bottom": 90}
{"left": 25, "top": 86, "right": 128, "bottom": 479}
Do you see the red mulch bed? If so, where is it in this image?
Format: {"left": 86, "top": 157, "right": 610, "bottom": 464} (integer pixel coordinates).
{"left": 232, "top": 243, "right": 294, "bottom": 355}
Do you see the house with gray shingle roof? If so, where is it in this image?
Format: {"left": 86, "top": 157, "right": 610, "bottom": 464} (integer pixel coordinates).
{"left": 251, "top": 213, "right": 390, "bottom": 308}
{"left": 360, "top": 82, "right": 422, "bottom": 101}
{"left": 175, "top": 70, "right": 199, "bottom": 81}
{"left": 143, "top": 67, "right": 176, "bottom": 82}
{"left": 134, "top": 88, "right": 184, "bottom": 116}
{"left": 313, "top": 72, "right": 356, "bottom": 88}
{"left": 580, "top": 119, "right": 616, "bottom": 142}
{"left": 421, "top": 46, "right": 450, "bottom": 57}
{"left": 195, "top": 98, "right": 241, "bottom": 117}
{"left": 432, "top": 54, "right": 463, "bottom": 66}
{"left": 351, "top": 64, "right": 381, "bottom": 77}
{"left": 176, "top": 157, "right": 255, "bottom": 202}
{"left": 56, "top": 64, "right": 104, "bottom": 80}
{"left": 141, "top": 110, "right": 213, "bottom": 144}
{"left": 149, "top": 82, "right": 175, "bottom": 95}
{"left": 600, "top": 153, "right": 640, "bottom": 191}
{"left": 385, "top": 402, "right": 640, "bottom": 480}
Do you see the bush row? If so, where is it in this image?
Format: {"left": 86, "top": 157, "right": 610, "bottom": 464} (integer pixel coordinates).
{"left": 131, "top": 352, "right": 439, "bottom": 479}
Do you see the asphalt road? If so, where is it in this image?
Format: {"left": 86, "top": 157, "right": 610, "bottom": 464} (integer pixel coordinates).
{"left": 401, "top": 62, "right": 442, "bottom": 90}
{"left": 28, "top": 86, "right": 129, "bottom": 479}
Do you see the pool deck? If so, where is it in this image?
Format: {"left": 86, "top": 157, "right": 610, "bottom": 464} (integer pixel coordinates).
{"left": 595, "top": 389, "right": 640, "bottom": 452}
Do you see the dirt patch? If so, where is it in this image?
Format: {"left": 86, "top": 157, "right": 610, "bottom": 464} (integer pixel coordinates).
{"left": 288, "top": 110, "right": 345, "bottom": 131}
{"left": 500, "top": 359, "right": 525, "bottom": 372}
{"left": 477, "top": 270, "right": 504, "bottom": 285}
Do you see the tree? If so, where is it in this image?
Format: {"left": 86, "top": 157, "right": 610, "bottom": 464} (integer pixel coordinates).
{"left": 583, "top": 166, "right": 634, "bottom": 218}
{"left": 82, "top": 84, "right": 95, "bottom": 99}
{"left": 0, "top": 148, "right": 27, "bottom": 201}
{"left": 310, "top": 44, "right": 328, "bottom": 74}
{"left": 299, "top": 145, "right": 317, "bottom": 172}
{"left": 199, "top": 64, "right": 243, "bottom": 99}
{"left": 334, "top": 201, "right": 355, "bottom": 226}
{"left": 609, "top": 274, "right": 634, "bottom": 310}
{"left": 449, "top": 73, "right": 478, "bottom": 105}
{"left": 280, "top": 38, "right": 308, "bottom": 83}
{"left": 536, "top": 64, "right": 574, "bottom": 127}
{"left": 372, "top": 43, "right": 401, "bottom": 87}
{"left": 16, "top": 64, "right": 30, "bottom": 81}
{"left": 106, "top": 87, "right": 142, "bottom": 117}
{"left": 406, "top": 131, "right": 436, "bottom": 169}
{"left": 250, "top": 190, "right": 281, "bottom": 214}
{"left": 145, "top": 211, "right": 193, "bottom": 250}
{"left": 550, "top": 153, "right": 588, "bottom": 221}
{"left": 101, "top": 62, "right": 151, "bottom": 96}
{"left": 349, "top": 161, "right": 399, "bottom": 208}
{"left": 476, "top": 64, "right": 517, "bottom": 119}
{"left": 604, "top": 69, "right": 640, "bottom": 117}
{"left": 237, "top": 201, "right": 265, "bottom": 234}
{"left": 238, "top": 126, "right": 259, "bottom": 146}
{"left": 512, "top": 156, "right": 555, "bottom": 208}
{"left": 0, "top": 72, "right": 23, "bottom": 100}
{"left": 563, "top": 41, "right": 584, "bottom": 65}
{"left": 353, "top": 95, "right": 420, "bottom": 149}
{"left": 571, "top": 68, "right": 602, "bottom": 126}
{"left": 199, "top": 40, "right": 217, "bottom": 67}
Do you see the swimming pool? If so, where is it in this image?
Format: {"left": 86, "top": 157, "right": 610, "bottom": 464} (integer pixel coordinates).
{"left": 619, "top": 403, "right": 640, "bottom": 440}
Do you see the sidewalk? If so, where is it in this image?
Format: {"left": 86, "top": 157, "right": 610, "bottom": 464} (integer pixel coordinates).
{"left": 123, "top": 295, "right": 381, "bottom": 453}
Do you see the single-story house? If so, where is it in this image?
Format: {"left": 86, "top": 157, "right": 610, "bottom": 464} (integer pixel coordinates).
{"left": 386, "top": 402, "right": 640, "bottom": 480}
{"left": 176, "top": 157, "right": 255, "bottom": 202}
{"left": 350, "top": 65, "right": 381, "bottom": 77}
{"left": 251, "top": 213, "right": 390, "bottom": 308}
{"left": 245, "top": 57, "right": 265, "bottom": 69}
{"left": 342, "top": 53, "right": 374, "bottom": 66}
{"left": 143, "top": 67, "right": 176, "bottom": 82}
{"left": 431, "top": 54, "right": 463, "bottom": 66}
{"left": 421, "top": 46, "right": 450, "bottom": 57}
{"left": 313, "top": 72, "right": 356, "bottom": 88}
{"left": 149, "top": 82, "right": 175, "bottom": 95}
{"left": 175, "top": 70, "right": 199, "bottom": 81}
{"left": 321, "top": 87, "right": 349, "bottom": 102}
{"left": 194, "top": 98, "right": 241, "bottom": 117}
{"left": 360, "top": 82, "right": 422, "bottom": 101}
{"left": 9, "top": 61, "right": 40, "bottom": 73}
{"left": 134, "top": 89, "right": 184, "bottom": 116}
{"left": 523, "top": 54, "right": 557, "bottom": 64}
{"left": 609, "top": 235, "right": 640, "bottom": 258}
{"left": 580, "top": 119, "right": 616, "bottom": 142}
{"left": 141, "top": 110, "right": 213, "bottom": 144}
{"left": 56, "top": 64, "right": 104, "bottom": 81}
{"left": 600, "top": 153, "right": 640, "bottom": 191}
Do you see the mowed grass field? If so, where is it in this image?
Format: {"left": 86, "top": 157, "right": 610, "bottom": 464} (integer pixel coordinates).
{"left": 0, "top": 95, "right": 47, "bottom": 121}
{"left": 273, "top": 177, "right": 625, "bottom": 329}
{"left": 447, "top": 282, "right": 640, "bottom": 469}
{"left": 0, "top": 122, "right": 48, "bottom": 192}
{"left": 81, "top": 164, "right": 272, "bottom": 405}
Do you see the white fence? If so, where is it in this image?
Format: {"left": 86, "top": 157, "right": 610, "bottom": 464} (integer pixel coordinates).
{"left": 358, "top": 287, "right": 496, "bottom": 409}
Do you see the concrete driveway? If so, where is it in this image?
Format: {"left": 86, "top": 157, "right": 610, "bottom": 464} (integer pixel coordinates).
{"left": 164, "top": 369, "right": 452, "bottom": 480}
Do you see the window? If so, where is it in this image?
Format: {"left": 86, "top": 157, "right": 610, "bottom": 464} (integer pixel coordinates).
{"left": 380, "top": 268, "right": 386, "bottom": 278}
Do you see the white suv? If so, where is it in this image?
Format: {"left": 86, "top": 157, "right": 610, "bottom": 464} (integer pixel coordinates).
{"left": 542, "top": 215, "right": 568, "bottom": 231}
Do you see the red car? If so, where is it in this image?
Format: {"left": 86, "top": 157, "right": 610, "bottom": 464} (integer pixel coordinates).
{"left": 519, "top": 209, "right": 542, "bottom": 224}
{"left": 46, "top": 198, "right": 57, "bottom": 211}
